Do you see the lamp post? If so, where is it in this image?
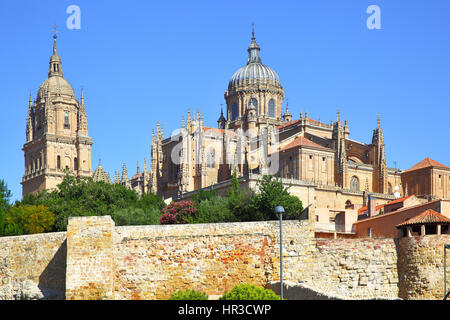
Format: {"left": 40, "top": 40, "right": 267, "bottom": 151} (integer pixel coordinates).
{"left": 274, "top": 206, "right": 285, "bottom": 300}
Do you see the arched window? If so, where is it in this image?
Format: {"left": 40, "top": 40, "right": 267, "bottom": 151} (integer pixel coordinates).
{"left": 57, "top": 155, "right": 61, "bottom": 170}
{"left": 268, "top": 99, "right": 275, "bottom": 118}
{"left": 207, "top": 149, "right": 215, "bottom": 168}
{"left": 387, "top": 183, "right": 392, "bottom": 194}
{"left": 231, "top": 103, "right": 238, "bottom": 121}
{"left": 350, "top": 176, "right": 359, "bottom": 191}
{"left": 64, "top": 111, "right": 70, "bottom": 129}
{"left": 74, "top": 157, "right": 78, "bottom": 171}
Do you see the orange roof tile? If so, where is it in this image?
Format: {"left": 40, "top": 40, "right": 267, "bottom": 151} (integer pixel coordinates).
{"left": 405, "top": 157, "right": 450, "bottom": 172}
{"left": 203, "top": 127, "right": 237, "bottom": 136}
{"left": 279, "top": 135, "right": 332, "bottom": 152}
{"left": 396, "top": 209, "right": 450, "bottom": 227}
{"left": 357, "top": 195, "right": 413, "bottom": 216}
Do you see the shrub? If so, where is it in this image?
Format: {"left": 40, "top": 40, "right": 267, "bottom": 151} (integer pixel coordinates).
{"left": 160, "top": 200, "right": 196, "bottom": 224}
{"left": 188, "top": 196, "right": 237, "bottom": 224}
{"left": 219, "top": 284, "right": 280, "bottom": 300}
{"left": 168, "top": 289, "right": 208, "bottom": 300}
{"left": 110, "top": 206, "right": 161, "bottom": 226}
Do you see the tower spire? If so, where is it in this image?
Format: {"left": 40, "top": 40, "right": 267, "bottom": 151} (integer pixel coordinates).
{"left": 48, "top": 25, "right": 63, "bottom": 78}
{"left": 251, "top": 22, "right": 255, "bottom": 41}
{"left": 247, "top": 23, "right": 261, "bottom": 64}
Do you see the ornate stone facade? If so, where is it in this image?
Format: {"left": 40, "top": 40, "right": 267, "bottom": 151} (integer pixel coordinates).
{"left": 22, "top": 34, "right": 93, "bottom": 196}
{"left": 147, "top": 30, "right": 424, "bottom": 211}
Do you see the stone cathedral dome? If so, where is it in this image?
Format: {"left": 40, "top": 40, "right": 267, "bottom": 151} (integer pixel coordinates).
{"left": 36, "top": 34, "right": 76, "bottom": 102}
{"left": 228, "top": 30, "right": 282, "bottom": 91}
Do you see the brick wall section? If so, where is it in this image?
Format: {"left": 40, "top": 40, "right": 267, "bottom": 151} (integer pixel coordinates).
{"left": 308, "top": 238, "right": 400, "bottom": 299}
{"left": 113, "top": 220, "right": 315, "bottom": 300}
{"left": 0, "top": 232, "right": 66, "bottom": 299}
{"left": 65, "top": 216, "right": 115, "bottom": 300}
{"left": 397, "top": 235, "right": 450, "bottom": 300}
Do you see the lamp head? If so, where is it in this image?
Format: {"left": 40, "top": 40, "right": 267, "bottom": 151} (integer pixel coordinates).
{"left": 274, "top": 206, "right": 285, "bottom": 214}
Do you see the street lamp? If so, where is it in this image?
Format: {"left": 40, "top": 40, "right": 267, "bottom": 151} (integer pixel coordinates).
{"left": 274, "top": 205, "right": 285, "bottom": 300}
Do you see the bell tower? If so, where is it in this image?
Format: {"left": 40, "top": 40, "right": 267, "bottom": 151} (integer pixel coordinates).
{"left": 22, "top": 32, "right": 93, "bottom": 196}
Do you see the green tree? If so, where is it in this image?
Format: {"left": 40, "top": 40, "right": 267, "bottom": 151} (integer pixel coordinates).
{"left": 191, "top": 189, "right": 218, "bottom": 204}
{"left": 247, "top": 175, "right": 303, "bottom": 221}
{"left": 188, "top": 196, "right": 237, "bottom": 224}
{"left": 4, "top": 204, "right": 55, "bottom": 236}
{"left": 110, "top": 207, "right": 161, "bottom": 226}
{"left": 0, "top": 179, "right": 12, "bottom": 236}
{"left": 19, "top": 172, "right": 165, "bottom": 231}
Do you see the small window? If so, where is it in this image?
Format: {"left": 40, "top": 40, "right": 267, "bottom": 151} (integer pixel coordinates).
{"left": 309, "top": 155, "right": 313, "bottom": 160}
{"left": 74, "top": 157, "right": 78, "bottom": 171}
{"left": 350, "top": 176, "right": 359, "bottom": 191}
{"left": 268, "top": 99, "right": 275, "bottom": 118}
{"left": 64, "top": 111, "right": 70, "bottom": 129}
{"left": 57, "top": 155, "right": 61, "bottom": 170}
{"left": 231, "top": 103, "right": 238, "bottom": 121}
{"left": 322, "top": 157, "right": 326, "bottom": 161}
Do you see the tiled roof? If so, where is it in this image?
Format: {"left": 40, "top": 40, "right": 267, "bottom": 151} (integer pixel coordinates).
{"left": 203, "top": 127, "right": 237, "bottom": 136}
{"left": 404, "top": 157, "right": 450, "bottom": 172}
{"left": 396, "top": 209, "right": 450, "bottom": 228}
{"left": 277, "top": 119, "right": 300, "bottom": 129}
{"left": 279, "top": 135, "right": 332, "bottom": 152}
{"left": 357, "top": 195, "right": 413, "bottom": 216}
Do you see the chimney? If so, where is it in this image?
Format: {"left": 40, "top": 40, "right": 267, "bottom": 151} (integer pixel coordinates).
{"left": 368, "top": 196, "right": 376, "bottom": 217}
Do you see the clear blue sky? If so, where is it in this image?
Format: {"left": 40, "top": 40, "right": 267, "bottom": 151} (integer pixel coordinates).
{"left": 1, "top": 0, "right": 449, "bottom": 202}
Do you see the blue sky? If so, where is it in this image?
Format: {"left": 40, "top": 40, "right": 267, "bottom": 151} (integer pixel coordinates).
{"left": 1, "top": 0, "right": 449, "bottom": 202}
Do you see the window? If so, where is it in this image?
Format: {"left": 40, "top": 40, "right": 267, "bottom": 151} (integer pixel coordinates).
{"left": 268, "top": 99, "right": 275, "bottom": 118}
{"left": 207, "top": 149, "right": 215, "bottom": 168}
{"left": 231, "top": 103, "right": 238, "bottom": 121}
{"left": 64, "top": 111, "right": 70, "bottom": 129}
{"left": 350, "top": 176, "right": 359, "bottom": 191}
{"left": 387, "top": 183, "right": 392, "bottom": 195}
{"left": 57, "top": 155, "right": 61, "bottom": 170}
{"left": 74, "top": 157, "right": 78, "bottom": 171}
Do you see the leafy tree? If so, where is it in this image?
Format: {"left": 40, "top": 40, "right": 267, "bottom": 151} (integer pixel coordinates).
{"left": 187, "top": 196, "right": 237, "bottom": 224}
{"left": 247, "top": 175, "right": 303, "bottom": 221}
{"left": 191, "top": 189, "right": 218, "bottom": 204}
{"left": 18, "top": 172, "right": 165, "bottom": 232}
{"left": 219, "top": 284, "right": 280, "bottom": 300}
{"left": 111, "top": 207, "right": 161, "bottom": 226}
{"left": 0, "top": 179, "right": 12, "bottom": 236}
{"left": 4, "top": 204, "right": 55, "bottom": 236}
{"left": 168, "top": 289, "right": 208, "bottom": 300}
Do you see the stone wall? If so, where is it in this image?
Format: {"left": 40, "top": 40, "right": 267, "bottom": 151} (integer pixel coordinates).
{"left": 0, "top": 232, "right": 66, "bottom": 299}
{"left": 65, "top": 216, "right": 115, "bottom": 300}
{"left": 305, "top": 238, "right": 400, "bottom": 299}
{"left": 113, "top": 220, "right": 315, "bottom": 300}
{"left": 1, "top": 216, "right": 450, "bottom": 300}
{"left": 397, "top": 235, "right": 450, "bottom": 300}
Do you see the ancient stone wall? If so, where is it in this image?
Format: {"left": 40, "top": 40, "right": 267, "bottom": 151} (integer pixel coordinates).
{"left": 306, "top": 238, "right": 400, "bottom": 299}
{"left": 397, "top": 235, "right": 450, "bottom": 300}
{"left": 1, "top": 216, "right": 450, "bottom": 300}
{"left": 0, "top": 232, "right": 67, "bottom": 299}
{"left": 113, "top": 220, "right": 315, "bottom": 300}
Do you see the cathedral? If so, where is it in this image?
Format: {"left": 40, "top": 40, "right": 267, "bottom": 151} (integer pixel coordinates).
{"left": 23, "top": 30, "right": 450, "bottom": 213}
{"left": 22, "top": 33, "right": 93, "bottom": 196}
